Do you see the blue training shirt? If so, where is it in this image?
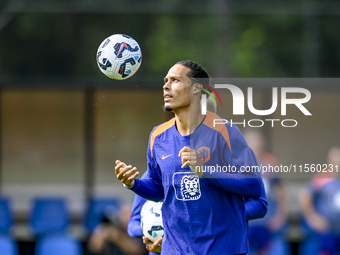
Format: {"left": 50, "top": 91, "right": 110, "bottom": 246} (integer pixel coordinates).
{"left": 128, "top": 173, "right": 266, "bottom": 255}
{"left": 130, "top": 112, "right": 263, "bottom": 255}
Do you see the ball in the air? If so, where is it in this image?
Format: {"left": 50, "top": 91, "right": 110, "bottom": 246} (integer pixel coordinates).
{"left": 96, "top": 34, "right": 142, "bottom": 80}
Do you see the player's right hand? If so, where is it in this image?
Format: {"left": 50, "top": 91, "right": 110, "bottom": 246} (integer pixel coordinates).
{"left": 115, "top": 160, "right": 139, "bottom": 188}
{"left": 143, "top": 236, "right": 163, "bottom": 253}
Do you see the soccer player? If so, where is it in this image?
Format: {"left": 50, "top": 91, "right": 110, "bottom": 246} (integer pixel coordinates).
{"left": 115, "top": 60, "right": 264, "bottom": 255}
{"left": 299, "top": 147, "right": 340, "bottom": 255}
{"left": 128, "top": 98, "right": 267, "bottom": 254}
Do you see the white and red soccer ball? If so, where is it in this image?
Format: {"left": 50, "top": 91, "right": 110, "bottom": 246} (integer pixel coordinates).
{"left": 96, "top": 34, "right": 142, "bottom": 80}
{"left": 140, "top": 201, "right": 164, "bottom": 242}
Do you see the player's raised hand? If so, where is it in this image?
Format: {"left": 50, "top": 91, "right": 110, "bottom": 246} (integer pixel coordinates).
{"left": 143, "top": 236, "right": 163, "bottom": 253}
{"left": 178, "top": 146, "right": 203, "bottom": 177}
{"left": 115, "top": 160, "right": 139, "bottom": 188}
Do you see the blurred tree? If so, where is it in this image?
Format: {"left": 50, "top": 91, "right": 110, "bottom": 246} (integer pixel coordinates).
{"left": 0, "top": 5, "right": 339, "bottom": 79}
{"left": 229, "top": 25, "right": 268, "bottom": 77}
{"left": 145, "top": 15, "right": 214, "bottom": 76}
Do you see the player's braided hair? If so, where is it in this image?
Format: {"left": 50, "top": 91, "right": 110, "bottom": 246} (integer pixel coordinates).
{"left": 177, "top": 60, "right": 211, "bottom": 94}
{"left": 177, "top": 60, "right": 210, "bottom": 82}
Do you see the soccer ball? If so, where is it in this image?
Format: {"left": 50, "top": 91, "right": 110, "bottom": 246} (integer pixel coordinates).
{"left": 96, "top": 34, "right": 142, "bottom": 80}
{"left": 141, "top": 201, "right": 164, "bottom": 242}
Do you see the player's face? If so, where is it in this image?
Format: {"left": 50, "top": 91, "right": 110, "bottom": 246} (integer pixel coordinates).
{"left": 163, "top": 64, "right": 193, "bottom": 112}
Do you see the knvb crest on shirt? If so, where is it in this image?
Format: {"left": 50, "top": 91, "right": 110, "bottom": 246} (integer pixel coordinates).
{"left": 197, "top": 146, "right": 210, "bottom": 164}
{"left": 173, "top": 173, "right": 201, "bottom": 201}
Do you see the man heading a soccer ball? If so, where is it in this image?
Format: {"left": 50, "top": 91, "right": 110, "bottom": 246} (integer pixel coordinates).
{"left": 115, "top": 60, "right": 264, "bottom": 255}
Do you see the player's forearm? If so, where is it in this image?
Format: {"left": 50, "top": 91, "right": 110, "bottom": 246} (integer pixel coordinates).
{"left": 130, "top": 178, "right": 164, "bottom": 202}
{"left": 244, "top": 181, "right": 268, "bottom": 220}
{"left": 245, "top": 198, "right": 268, "bottom": 220}
{"left": 202, "top": 172, "right": 262, "bottom": 198}
{"left": 127, "top": 219, "right": 143, "bottom": 237}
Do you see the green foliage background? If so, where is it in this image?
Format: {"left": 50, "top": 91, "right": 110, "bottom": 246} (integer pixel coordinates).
{"left": 0, "top": 1, "right": 339, "bottom": 79}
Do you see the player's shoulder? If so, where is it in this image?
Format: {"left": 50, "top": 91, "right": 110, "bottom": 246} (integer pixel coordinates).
{"left": 150, "top": 117, "right": 176, "bottom": 140}
{"left": 202, "top": 111, "right": 249, "bottom": 151}
{"left": 202, "top": 111, "right": 232, "bottom": 149}
{"left": 203, "top": 111, "right": 239, "bottom": 130}
{"left": 149, "top": 118, "right": 176, "bottom": 157}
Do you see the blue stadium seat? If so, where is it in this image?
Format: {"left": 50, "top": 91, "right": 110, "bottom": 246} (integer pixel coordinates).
{"left": 0, "top": 234, "right": 18, "bottom": 255}
{"left": 29, "top": 197, "right": 70, "bottom": 235}
{"left": 83, "top": 197, "right": 120, "bottom": 233}
{"left": 35, "top": 233, "right": 82, "bottom": 255}
{"left": 0, "top": 197, "right": 13, "bottom": 234}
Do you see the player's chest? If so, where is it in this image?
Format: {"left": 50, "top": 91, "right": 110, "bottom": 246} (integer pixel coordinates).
{"left": 153, "top": 138, "right": 221, "bottom": 178}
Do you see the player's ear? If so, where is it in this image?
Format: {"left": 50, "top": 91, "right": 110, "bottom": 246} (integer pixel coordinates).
{"left": 192, "top": 83, "right": 202, "bottom": 95}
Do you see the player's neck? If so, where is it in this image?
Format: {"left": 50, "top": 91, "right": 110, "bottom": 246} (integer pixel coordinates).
{"left": 174, "top": 106, "right": 204, "bottom": 136}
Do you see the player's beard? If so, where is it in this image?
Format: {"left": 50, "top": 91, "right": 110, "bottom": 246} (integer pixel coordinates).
{"left": 163, "top": 105, "right": 172, "bottom": 112}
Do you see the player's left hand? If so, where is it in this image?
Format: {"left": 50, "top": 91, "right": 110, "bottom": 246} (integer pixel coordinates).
{"left": 143, "top": 236, "right": 163, "bottom": 253}
{"left": 178, "top": 146, "right": 203, "bottom": 177}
